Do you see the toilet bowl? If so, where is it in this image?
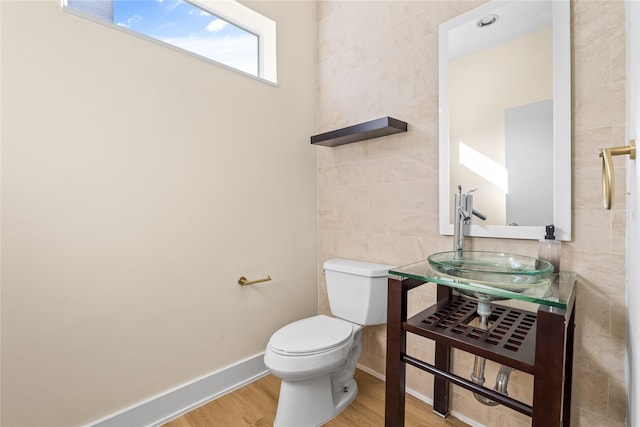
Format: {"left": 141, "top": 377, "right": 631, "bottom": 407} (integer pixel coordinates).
{"left": 264, "top": 258, "right": 393, "bottom": 427}
{"left": 264, "top": 315, "right": 363, "bottom": 427}
{"left": 265, "top": 315, "right": 359, "bottom": 380}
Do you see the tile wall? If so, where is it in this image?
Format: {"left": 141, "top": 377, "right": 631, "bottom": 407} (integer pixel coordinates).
{"left": 316, "top": 1, "right": 627, "bottom": 425}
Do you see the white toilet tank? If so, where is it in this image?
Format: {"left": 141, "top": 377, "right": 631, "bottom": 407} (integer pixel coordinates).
{"left": 323, "top": 258, "right": 395, "bottom": 326}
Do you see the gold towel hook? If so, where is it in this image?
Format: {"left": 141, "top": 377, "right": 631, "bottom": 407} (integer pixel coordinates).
{"left": 598, "top": 140, "right": 636, "bottom": 209}
{"left": 238, "top": 275, "right": 272, "bottom": 286}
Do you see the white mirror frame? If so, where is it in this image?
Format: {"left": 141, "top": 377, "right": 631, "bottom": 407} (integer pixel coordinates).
{"left": 438, "top": 0, "right": 571, "bottom": 241}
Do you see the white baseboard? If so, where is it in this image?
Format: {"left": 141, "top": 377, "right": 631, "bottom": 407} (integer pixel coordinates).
{"left": 88, "top": 353, "right": 268, "bottom": 427}
{"left": 356, "top": 364, "right": 484, "bottom": 427}
{"left": 87, "top": 357, "right": 482, "bottom": 427}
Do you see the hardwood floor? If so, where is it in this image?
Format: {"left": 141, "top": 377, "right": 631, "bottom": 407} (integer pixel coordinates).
{"left": 164, "top": 369, "right": 469, "bottom": 427}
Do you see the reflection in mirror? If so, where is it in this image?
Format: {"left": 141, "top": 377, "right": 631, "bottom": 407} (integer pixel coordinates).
{"left": 438, "top": 1, "right": 571, "bottom": 241}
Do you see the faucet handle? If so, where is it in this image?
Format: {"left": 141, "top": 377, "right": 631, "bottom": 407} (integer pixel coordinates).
{"left": 472, "top": 209, "right": 487, "bottom": 221}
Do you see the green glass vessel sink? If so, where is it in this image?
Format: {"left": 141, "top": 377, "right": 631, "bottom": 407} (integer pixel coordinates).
{"left": 426, "top": 251, "right": 554, "bottom": 301}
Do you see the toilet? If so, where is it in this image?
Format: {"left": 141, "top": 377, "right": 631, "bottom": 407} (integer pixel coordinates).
{"left": 264, "top": 258, "right": 393, "bottom": 427}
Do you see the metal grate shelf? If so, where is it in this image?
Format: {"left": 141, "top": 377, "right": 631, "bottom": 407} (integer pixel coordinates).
{"left": 404, "top": 296, "right": 537, "bottom": 373}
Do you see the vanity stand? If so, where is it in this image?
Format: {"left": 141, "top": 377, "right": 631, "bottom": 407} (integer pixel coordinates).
{"left": 384, "top": 263, "right": 576, "bottom": 427}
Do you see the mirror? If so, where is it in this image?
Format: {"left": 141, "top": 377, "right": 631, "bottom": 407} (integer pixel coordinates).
{"left": 438, "top": 1, "right": 571, "bottom": 241}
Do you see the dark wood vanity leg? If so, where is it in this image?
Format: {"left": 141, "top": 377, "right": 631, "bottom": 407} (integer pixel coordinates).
{"left": 562, "top": 306, "right": 575, "bottom": 427}
{"left": 433, "top": 285, "right": 452, "bottom": 417}
{"left": 385, "top": 278, "right": 407, "bottom": 427}
{"left": 532, "top": 302, "right": 573, "bottom": 427}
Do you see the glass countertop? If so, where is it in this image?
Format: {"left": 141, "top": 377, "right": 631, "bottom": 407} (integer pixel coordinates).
{"left": 390, "top": 260, "right": 576, "bottom": 309}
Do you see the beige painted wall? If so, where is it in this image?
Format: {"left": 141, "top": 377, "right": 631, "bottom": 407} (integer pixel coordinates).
{"left": 317, "top": 1, "right": 626, "bottom": 426}
{"left": 0, "top": 1, "right": 317, "bottom": 426}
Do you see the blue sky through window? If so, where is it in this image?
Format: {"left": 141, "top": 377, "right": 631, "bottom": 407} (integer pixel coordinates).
{"left": 111, "top": 0, "right": 259, "bottom": 75}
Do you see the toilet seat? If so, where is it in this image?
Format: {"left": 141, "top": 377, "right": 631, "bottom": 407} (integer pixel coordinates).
{"left": 269, "top": 315, "right": 353, "bottom": 356}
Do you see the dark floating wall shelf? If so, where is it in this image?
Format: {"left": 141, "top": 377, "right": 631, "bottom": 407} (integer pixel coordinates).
{"left": 310, "top": 116, "right": 408, "bottom": 147}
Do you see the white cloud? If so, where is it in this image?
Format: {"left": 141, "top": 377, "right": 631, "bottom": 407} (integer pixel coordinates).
{"left": 116, "top": 14, "right": 142, "bottom": 28}
{"left": 115, "top": 14, "right": 140, "bottom": 28}
{"left": 205, "top": 18, "right": 228, "bottom": 33}
{"left": 189, "top": 9, "right": 210, "bottom": 17}
{"left": 126, "top": 14, "right": 142, "bottom": 26}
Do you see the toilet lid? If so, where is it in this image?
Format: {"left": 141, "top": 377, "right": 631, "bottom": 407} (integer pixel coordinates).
{"left": 269, "top": 315, "right": 353, "bottom": 356}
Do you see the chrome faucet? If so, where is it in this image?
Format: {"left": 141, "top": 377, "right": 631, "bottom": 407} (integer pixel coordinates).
{"left": 453, "top": 185, "right": 487, "bottom": 255}
{"left": 452, "top": 186, "right": 510, "bottom": 405}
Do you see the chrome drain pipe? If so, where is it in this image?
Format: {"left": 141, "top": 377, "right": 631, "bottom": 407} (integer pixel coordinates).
{"left": 471, "top": 356, "right": 499, "bottom": 406}
{"left": 471, "top": 302, "right": 512, "bottom": 406}
{"left": 494, "top": 365, "right": 513, "bottom": 395}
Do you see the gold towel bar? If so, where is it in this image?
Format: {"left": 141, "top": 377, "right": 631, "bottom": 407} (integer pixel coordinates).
{"left": 238, "top": 275, "right": 272, "bottom": 286}
{"left": 599, "top": 139, "right": 636, "bottom": 209}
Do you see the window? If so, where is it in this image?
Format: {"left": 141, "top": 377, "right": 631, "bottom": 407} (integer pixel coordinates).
{"left": 63, "top": 0, "right": 277, "bottom": 84}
